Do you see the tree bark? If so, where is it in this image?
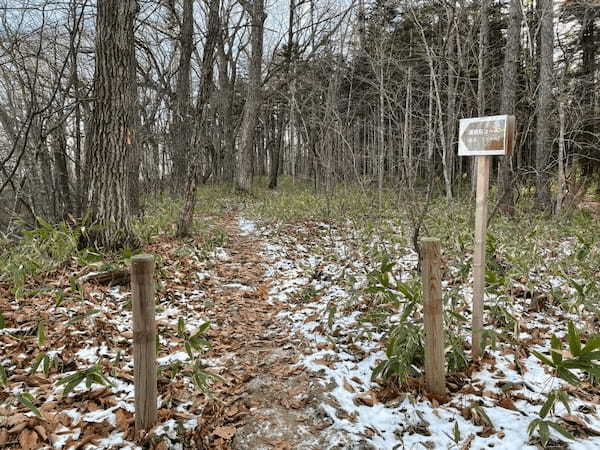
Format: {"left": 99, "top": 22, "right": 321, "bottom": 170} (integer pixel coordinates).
{"left": 84, "top": 0, "right": 139, "bottom": 249}
{"left": 176, "top": 0, "right": 220, "bottom": 237}
{"left": 216, "top": 40, "right": 236, "bottom": 182}
{"left": 535, "top": 0, "right": 553, "bottom": 207}
{"left": 69, "top": 0, "right": 83, "bottom": 215}
{"left": 235, "top": 0, "right": 266, "bottom": 192}
{"left": 445, "top": 21, "right": 457, "bottom": 198}
{"left": 475, "top": 0, "right": 490, "bottom": 196}
{"left": 51, "top": 122, "right": 72, "bottom": 219}
{"left": 499, "top": 0, "right": 522, "bottom": 209}
{"left": 268, "top": 109, "right": 283, "bottom": 189}
{"left": 171, "top": 0, "right": 194, "bottom": 191}
{"left": 556, "top": 98, "right": 566, "bottom": 215}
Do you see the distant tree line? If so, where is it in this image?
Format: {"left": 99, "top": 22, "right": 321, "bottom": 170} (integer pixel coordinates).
{"left": 0, "top": 0, "right": 598, "bottom": 248}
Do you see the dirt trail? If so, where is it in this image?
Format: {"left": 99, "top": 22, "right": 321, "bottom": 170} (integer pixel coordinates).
{"left": 199, "top": 215, "right": 356, "bottom": 450}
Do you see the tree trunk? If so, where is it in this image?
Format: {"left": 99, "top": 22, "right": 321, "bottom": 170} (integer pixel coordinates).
{"left": 69, "top": 0, "right": 83, "bottom": 215}
{"left": 498, "top": 0, "right": 522, "bottom": 209}
{"left": 378, "top": 63, "right": 385, "bottom": 205}
{"left": 556, "top": 99, "right": 566, "bottom": 215}
{"left": 171, "top": 0, "right": 194, "bottom": 191}
{"left": 477, "top": 0, "right": 489, "bottom": 117}
{"left": 403, "top": 61, "right": 413, "bottom": 190}
{"left": 268, "top": 110, "right": 283, "bottom": 189}
{"left": 235, "top": 0, "right": 266, "bottom": 192}
{"left": 535, "top": 0, "right": 553, "bottom": 207}
{"left": 51, "top": 122, "right": 72, "bottom": 219}
{"left": 176, "top": 0, "right": 220, "bottom": 237}
{"left": 216, "top": 41, "right": 236, "bottom": 183}
{"left": 446, "top": 22, "right": 457, "bottom": 198}
{"left": 84, "top": 0, "right": 138, "bottom": 249}
{"left": 129, "top": 103, "right": 142, "bottom": 216}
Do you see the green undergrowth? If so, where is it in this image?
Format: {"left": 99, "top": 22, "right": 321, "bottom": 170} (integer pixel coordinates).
{"left": 1, "top": 178, "right": 598, "bottom": 308}
{"left": 244, "top": 179, "right": 598, "bottom": 299}
{"left": 0, "top": 218, "right": 81, "bottom": 295}
{"left": 0, "top": 189, "right": 229, "bottom": 294}
{"left": 241, "top": 178, "right": 599, "bottom": 390}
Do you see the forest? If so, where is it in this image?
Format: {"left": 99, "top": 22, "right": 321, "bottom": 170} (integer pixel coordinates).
{"left": 0, "top": 0, "right": 599, "bottom": 449}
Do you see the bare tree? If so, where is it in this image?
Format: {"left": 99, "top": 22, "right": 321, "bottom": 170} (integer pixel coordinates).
{"left": 535, "top": 0, "right": 554, "bottom": 207}
{"left": 235, "top": 0, "right": 266, "bottom": 192}
{"left": 498, "top": 0, "right": 522, "bottom": 210}
{"left": 171, "top": 0, "right": 194, "bottom": 190}
{"left": 176, "top": 0, "right": 220, "bottom": 237}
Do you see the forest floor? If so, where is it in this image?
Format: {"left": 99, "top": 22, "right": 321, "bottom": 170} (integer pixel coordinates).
{"left": 1, "top": 182, "right": 600, "bottom": 450}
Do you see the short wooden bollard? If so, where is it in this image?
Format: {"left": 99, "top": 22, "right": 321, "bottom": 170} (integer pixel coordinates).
{"left": 421, "top": 238, "right": 446, "bottom": 397}
{"left": 131, "top": 254, "right": 157, "bottom": 431}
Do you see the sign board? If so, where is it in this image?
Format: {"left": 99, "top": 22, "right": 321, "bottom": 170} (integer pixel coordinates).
{"left": 458, "top": 115, "right": 515, "bottom": 156}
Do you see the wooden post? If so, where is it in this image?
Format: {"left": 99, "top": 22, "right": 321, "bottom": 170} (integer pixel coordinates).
{"left": 131, "top": 254, "right": 157, "bottom": 431}
{"left": 472, "top": 156, "right": 490, "bottom": 358}
{"left": 421, "top": 238, "right": 446, "bottom": 397}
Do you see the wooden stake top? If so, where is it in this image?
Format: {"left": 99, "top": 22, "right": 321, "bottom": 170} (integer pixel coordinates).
{"left": 131, "top": 254, "right": 154, "bottom": 273}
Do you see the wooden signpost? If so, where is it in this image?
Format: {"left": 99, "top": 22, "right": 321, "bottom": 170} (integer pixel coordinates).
{"left": 458, "top": 115, "right": 515, "bottom": 358}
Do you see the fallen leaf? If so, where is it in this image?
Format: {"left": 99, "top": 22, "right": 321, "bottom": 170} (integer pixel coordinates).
{"left": 562, "top": 414, "right": 600, "bottom": 436}
{"left": 34, "top": 425, "right": 48, "bottom": 441}
{"left": 155, "top": 441, "right": 169, "bottom": 450}
{"left": 6, "top": 414, "right": 28, "bottom": 427}
{"left": 460, "top": 434, "right": 475, "bottom": 450}
{"left": 353, "top": 391, "right": 377, "bottom": 407}
{"left": 288, "top": 385, "right": 307, "bottom": 396}
{"left": 343, "top": 378, "right": 355, "bottom": 393}
{"left": 498, "top": 397, "right": 517, "bottom": 411}
{"left": 267, "top": 439, "right": 292, "bottom": 449}
{"left": 477, "top": 427, "right": 495, "bottom": 438}
{"left": 19, "top": 429, "right": 38, "bottom": 450}
{"left": 213, "top": 425, "right": 236, "bottom": 440}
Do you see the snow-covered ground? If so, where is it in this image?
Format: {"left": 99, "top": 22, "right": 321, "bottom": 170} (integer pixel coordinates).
{"left": 1, "top": 215, "right": 599, "bottom": 449}
{"left": 0, "top": 238, "right": 235, "bottom": 449}
{"left": 254, "top": 219, "right": 600, "bottom": 450}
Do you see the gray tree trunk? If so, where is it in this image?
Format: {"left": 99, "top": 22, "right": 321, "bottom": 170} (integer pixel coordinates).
{"left": 51, "top": 122, "right": 71, "bottom": 219}
{"left": 236, "top": 0, "right": 266, "bottom": 192}
{"left": 499, "top": 0, "right": 522, "bottom": 209}
{"left": 535, "top": 0, "right": 553, "bottom": 207}
{"left": 474, "top": 0, "right": 490, "bottom": 196}
{"left": 84, "top": 0, "right": 138, "bottom": 249}
{"left": 171, "top": 0, "right": 194, "bottom": 191}
{"left": 176, "top": 0, "right": 220, "bottom": 237}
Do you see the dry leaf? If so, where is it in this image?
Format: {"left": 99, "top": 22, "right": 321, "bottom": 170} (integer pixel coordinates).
{"left": 213, "top": 425, "right": 236, "bottom": 440}
{"left": 312, "top": 359, "right": 332, "bottom": 368}
{"left": 343, "top": 379, "right": 355, "bottom": 393}
{"left": 460, "top": 434, "right": 475, "bottom": 450}
{"left": 267, "top": 439, "right": 292, "bottom": 450}
{"left": 155, "top": 441, "right": 169, "bottom": 450}
{"left": 498, "top": 397, "right": 517, "bottom": 411}
{"left": 6, "top": 414, "right": 28, "bottom": 427}
{"left": 353, "top": 392, "right": 377, "bottom": 407}
{"left": 19, "top": 429, "right": 39, "bottom": 450}
{"left": 34, "top": 425, "right": 48, "bottom": 441}
{"left": 562, "top": 414, "right": 600, "bottom": 436}
{"left": 288, "top": 385, "right": 307, "bottom": 396}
